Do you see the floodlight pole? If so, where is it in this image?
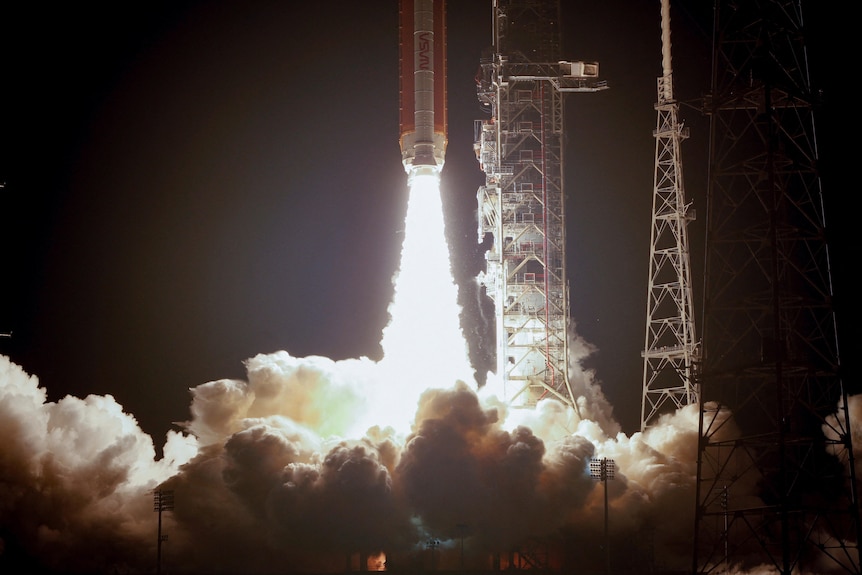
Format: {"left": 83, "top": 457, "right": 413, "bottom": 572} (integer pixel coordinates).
{"left": 456, "top": 523, "right": 467, "bottom": 569}
{"left": 427, "top": 538, "right": 440, "bottom": 571}
{"left": 153, "top": 489, "right": 175, "bottom": 575}
{"left": 591, "top": 458, "right": 615, "bottom": 575}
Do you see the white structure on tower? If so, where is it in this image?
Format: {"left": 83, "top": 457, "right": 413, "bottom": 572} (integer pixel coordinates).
{"left": 475, "top": 0, "right": 606, "bottom": 410}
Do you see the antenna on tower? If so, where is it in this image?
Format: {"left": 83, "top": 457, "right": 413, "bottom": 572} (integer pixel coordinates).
{"left": 640, "top": 0, "right": 699, "bottom": 431}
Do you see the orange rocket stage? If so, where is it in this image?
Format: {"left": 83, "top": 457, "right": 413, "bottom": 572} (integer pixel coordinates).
{"left": 399, "top": 0, "right": 447, "bottom": 174}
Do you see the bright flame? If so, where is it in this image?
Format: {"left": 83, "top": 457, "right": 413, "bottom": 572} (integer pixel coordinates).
{"left": 367, "top": 172, "right": 473, "bottom": 434}
{"left": 367, "top": 552, "right": 386, "bottom": 571}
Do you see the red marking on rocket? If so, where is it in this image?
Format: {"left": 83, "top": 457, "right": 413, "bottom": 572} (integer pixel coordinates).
{"left": 399, "top": 0, "right": 447, "bottom": 174}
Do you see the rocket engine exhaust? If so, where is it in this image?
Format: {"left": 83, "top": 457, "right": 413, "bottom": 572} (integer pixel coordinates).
{"left": 399, "top": 0, "right": 447, "bottom": 178}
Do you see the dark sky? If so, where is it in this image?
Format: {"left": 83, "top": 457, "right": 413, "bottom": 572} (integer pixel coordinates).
{"left": 0, "top": 0, "right": 855, "bottom": 445}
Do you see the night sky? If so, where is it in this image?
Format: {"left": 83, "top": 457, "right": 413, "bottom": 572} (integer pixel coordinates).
{"left": 1, "top": 1, "right": 855, "bottom": 451}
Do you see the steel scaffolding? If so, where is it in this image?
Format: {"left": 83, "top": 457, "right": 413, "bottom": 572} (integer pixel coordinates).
{"left": 640, "top": 0, "right": 699, "bottom": 431}
{"left": 475, "top": 0, "right": 606, "bottom": 410}
{"left": 693, "top": 1, "right": 861, "bottom": 572}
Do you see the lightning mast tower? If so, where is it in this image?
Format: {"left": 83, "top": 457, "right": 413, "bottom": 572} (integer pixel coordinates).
{"left": 693, "top": 1, "right": 861, "bottom": 573}
{"left": 640, "top": 0, "right": 699, "bottom": 431}
{"left": 475, "top": 0, "right": 606, "bottom": 410}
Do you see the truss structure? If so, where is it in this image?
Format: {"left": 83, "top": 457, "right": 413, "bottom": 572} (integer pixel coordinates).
{"left": 641, "top": 0, "right": 699, "bottom": 430}
{"left": 693, "top": 2, "right": 861, "bottom": 572}
{"left": 475, "top": 0, "right": 606, "bottom": 409}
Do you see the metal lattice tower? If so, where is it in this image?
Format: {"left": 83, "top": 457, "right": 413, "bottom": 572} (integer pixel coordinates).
{"left": 693, "top": 1, "right": 861, "bottom": 573}
{"left": 475, "top": 0, "right": 606, "bottom": 411}
{"left": 640, "top": 0, "right": 699, "bottom": 431}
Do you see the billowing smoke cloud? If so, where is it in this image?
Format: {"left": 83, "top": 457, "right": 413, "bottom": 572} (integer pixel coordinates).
{"left": 2, "top": 350, "right": 858, "bottom": 573}
{"left": 0, "top": 354, "right": 196, "bottom": 573}
{"left": 1, "top": 333, "right": 716, "bottom": 574}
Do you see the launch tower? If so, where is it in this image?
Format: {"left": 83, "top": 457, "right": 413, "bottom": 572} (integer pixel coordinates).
{"left": 640, "top": 0, "right": 699, "bottom": 431}
{"left": 693, "top": 1, "right": 861, "bottom": 572}
{"left": 475, "top": 0, "right": 606, "bottom": 410}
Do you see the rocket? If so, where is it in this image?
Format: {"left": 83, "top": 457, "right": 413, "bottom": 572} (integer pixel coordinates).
{"left": 399, "top": 0, "right": 447, "bottom": 176}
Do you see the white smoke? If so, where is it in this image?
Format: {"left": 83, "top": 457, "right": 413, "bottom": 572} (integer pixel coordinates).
{"left": 0, "top": 354, "right": 196, "bottom": 573}
{"left": 0, "top": 339, "right": 705, "bottom": 573}
{"left": 1, "top": 359, "right": 857, "bottom": 573}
